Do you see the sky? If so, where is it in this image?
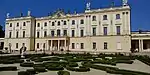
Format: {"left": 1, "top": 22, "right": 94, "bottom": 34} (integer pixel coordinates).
{"left": 0, "top": 0, "right": 150, "bottom": 31}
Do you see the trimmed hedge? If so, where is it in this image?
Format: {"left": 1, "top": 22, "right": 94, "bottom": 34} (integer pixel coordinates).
{"left": 92, "top": 59, "right": 116, "bottom": 66}
{"left": 34, "top": 67, "right": 47, "bottom": 72}
{"left": 66, "top": 66, "right": 90, "bottom": 72}
{"left": 68, "top": 62, "right": 78, "bottom": 67}
{"left": 0, "top": 66, "right": 17, "bottom": 71}
{"left": 115, "top": 60, "right": 133, "bottom": 64}
{"left": 20, "top": 62, "right": 34, "bottom": 67}
{"left": 18, "top": 71, "right": 29, "bottom": 75}
{"left": 26, "top": 69, "right": 36, "bottom": 75}
{"left": 57, "top": 71, "right": 70, "bottom": 75}
{"left": 47, "top": 65, "right": 64, "bottom": 71}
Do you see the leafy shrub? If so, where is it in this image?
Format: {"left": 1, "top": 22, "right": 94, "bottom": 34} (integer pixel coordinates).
{"left": 92, "top": 59, "right": 116, "bottom": 66}
{"left": 34, "top": 67, "right": 47, "bottom": 72}
{"left": 0, "top": 66, "right": 17, "bottom": 71}
{"left": 57, "top": 71, "right": 70, "bottom": 75}
{"left": 68, "top": 62, "right": 78, "bottom": 67}
{"left": 66, "top": 66, "right": 90, "bottom": 72}
{"left": 47, "top": 65, "right": 64, "bottom": 71}
{"left": 20, "top": 62, "right": 34, "bottom": 67}
{"left": 115, "top": 60, "right": 133, "bottom": 64}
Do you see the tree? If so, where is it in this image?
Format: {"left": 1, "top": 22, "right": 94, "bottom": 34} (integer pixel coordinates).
{"left": 0, "top": 25, "right": 4, "bottom": 38}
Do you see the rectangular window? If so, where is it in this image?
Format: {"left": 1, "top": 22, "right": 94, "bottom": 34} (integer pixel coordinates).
{"left": 16, "top": 43, "right": 18, "bottom": 49}
{"left": 63, "top": 30, "right": 67, "bottom": 36}
{"left": 93, "top": 42, "right": 96, "bottom": 49}
{"left": 17, "top": 23, "right": 19, "bottom": 27}
{"left": 80, "top": 19, "right": 84, "bottom": 24}
{"left": 72, "top": 43, "right": 75, "bottom": 49}
{"left": 103, "top": 15, "right": 107, "bottom": 20}
{"left": 44, "top": 31, "right": 47, "bottom": 37}
{"left": 116, "top": 14, "right": 120, "bottom": 19}
{"left": 81, "top": 43, "right": 84, "bottom": 49}
{"left": 104, "top": 27, "right": 107, "bottom": 35}
{"left": 43, "top": 43, "right": 46, "bottom": 48}
{"left": 116, "top": 26, "right": 121, "bottom": 35}
{"left": 37, "top": 43, "right": 39, "bottom": 48}
{"left": 16, "top": 31, "right": 19, "bottom": 38}
{"left": 72, "top": 30, "right": 75, "bottom": 37}
{"left": 80, "top": 30, "right": 84, "bottom": 37}
{"left": 52, "top": 22, "right": 55, "bottom": 26}
{"left": 9, "top": 32, "right": 12, "bottom": 38}
{"left": 37, "top": 23, "right": 40, "bottom": 27}
{"left": 23, "top": 31, "right": 25, "bottom": 38}
{"left": 104, "top": 42, "right": 108, "bottom": 50}
{"left": 93, "top": 28, "right": 96, "bottom": 36}
{"left": 117, "top": 42, "right": 122, "bottom": 50}
{"left": 37, "top": 32, "right": 40, "bottom": 38}
{"left": 51, "top": 31, "right": 55, "bottom": 37}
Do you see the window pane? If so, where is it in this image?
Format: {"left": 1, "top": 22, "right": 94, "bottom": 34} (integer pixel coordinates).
{"left": 93, "top": 42, "right": 96, "bottom": 49}
{"left": 58, "top": 21, "right": 60, "bottom": 26}
{"left": 37, "top": 43, "right": 39, "bottom": 48}
{"left": 64, "top": 21, "right": 67, "bottom": 25}
{"left": 103, "top": 15, "right": 107, "bottom": 20}
{"left": 80, "top": 30, "right": 84, "bottom": 37}
{"left": 44, "top": 22, "right": 47, "bottom": 26}
{"left": 51, "top": 31, "right": 54, "bottom": 37}
{"left": 116, "top": 26, "right": 121, "bottom": 35}
{"left": 23, "top": 22, "right": 26, "bottom": 26}
{"left": 104, "top": 42, "right": 108, "bottom": 49}
{"left": 72, "top": 43, "right": 75, "bottom": 49}
{"left": 16, "top": 31, "right": 19, "bottom": 38}
{"left": 92, "top": 16, "right": 96, "bottom": 21}
{"left": 72, "top": 30, "right": 75, "bottom": 37}
{"left": 57, "top": 30, "right": 61, "bottom": 36}
{"left": 52, "top": 22, "right": 55, "bottom": 26}
{"left": 16, "top": 43, "right": 18, "bottom": 48}
{"left": 72, "top": 20, "right": 75, "bottom": 25}
{"left": 37, "top": 32, "right": 39, "bottom": 38}
{"left": 23, "top": 31, "right": 25, "bottom": 38}
{"left": 44, "top": 31, "right": 47, "bottom": 37}
{"left": 93, "top": 28, "right": 96, "bottom": 36}
{"left": 37, "top": 23, "right": 40, "bottom": 27}
{"left": 104, "top": 27, "right": 107, "bottom": 35}
{"left": 116, "top": 14, "right": 120, "bottom": 19}
{"left": 63, "top": 30, "right": 67, "bottom": 36}
{"left": 81, "top": 43, "right": 84, "bottom": 49}
{"left": 80, "top": 19, "right": 84, "bottom": 24}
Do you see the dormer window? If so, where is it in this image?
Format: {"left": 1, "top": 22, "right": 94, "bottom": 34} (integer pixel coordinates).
{"left": 103, "top": 15, "right": 107, "bottom": 20}
{"left": 58, "top": 21, "right": 60, "bottom": 26}
{"left": 92, "top": 16, "right": 96, "bottom": 21}
{"left": 116, "top": 14, "right": 120, "bottom": 20}
{"left": 80, "top": 19, "right": 84, "bottom": 24}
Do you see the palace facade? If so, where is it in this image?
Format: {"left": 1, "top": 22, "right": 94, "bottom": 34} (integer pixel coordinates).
{"left": 3, "top": 1, "right": 150, "bottom": 53}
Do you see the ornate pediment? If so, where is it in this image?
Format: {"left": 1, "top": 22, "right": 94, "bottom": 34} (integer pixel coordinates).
{"left": 51, "top": 9, "right": 66, "bottom": 18}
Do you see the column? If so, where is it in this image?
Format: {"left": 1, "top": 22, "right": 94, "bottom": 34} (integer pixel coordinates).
{"left": 51, "top": 40, "right": 53, "bottom": 51}
{"left": 46, "top": 40, "right": 49, "bottom": 51}
{"left": 64, "top": 40, "right": 66, "bottom": 51}
{"left": 141, "top": 39, "right": 143, "bottom": 51}
{"left": 58, "top": 40, "right": 60, "bottom": 51}
{"left": 139, "top": 40, "right": 141, "bottom": 52}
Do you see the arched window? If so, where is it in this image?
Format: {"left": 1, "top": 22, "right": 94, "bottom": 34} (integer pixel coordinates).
{"left": 116, "top": 14, "right": 120, "bottom": 19}
{"left": 92, "top": 16, "right": 96, "bottom": 21}
{"left": 80, "top": 19, "right": 84, "bottom": 24}
{"left": 17, "top": 23, "right": 19, "bottom": 27}
{"left": 16, "top": 31, "right": 19, "bottom": 38}
{"left": 51, "top": 31, "right": 55, "bottom": 37}
{"left": 64, "top": 21, "right": 67, "bottom": 25}
{"left": 44, "top": 22, "right": 47, "bottom": 27}
{"left": 23, "top": 31, "right": 25, "bottom": 38}
{"left": 23, "top": 22, "right": 26, "bottom": 26}
{"left": 72, "top": 20, "right": 75, "bottom": 25}
{"left": 103, "top": 15, "right": 107, "bottom": 20}
{"left": 58, "top": 21, "right": 60, "bottom": 26}
{"left": 37, "top": 23, "right": 40, "bottom": 27}
{"left": 52, "top": 22, "right": 55, "bottom": 26}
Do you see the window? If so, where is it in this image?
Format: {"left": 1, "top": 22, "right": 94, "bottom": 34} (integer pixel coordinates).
{"left": 81, "top": 43, "right": 84, "bottom": 49}
{"left": 58, "top": 21, "right": 60, "bottom": 26}
{"left": 93, "top": 42, "right": 96, "bottom": 49}
{"left": 37, "top": 43, "right": 39, "bottom": 48}
{"left": 116, "top": 26, "right": 121, "bottom": 35}
{"left": 43, "top": 43, "right": 46, "bottom": 48}
{"left": 44, "top": 31, "right": 47, "bottom": 37}
{"left": 23, "top": 22, "right": 26, "bottom": 26}
{"left": 51, "top": 31, "right": 55, "bottom": 37}
{"left": 72, "top": 20, "right": 75, "bottom": 25}
{"left": 80, "top": 19, "right": 84, "bottom": 24}
{"left": 57, "top": 30, "right": 61, "bottom": 36}
{"left": 126, "top": 12, "right": 128, "bottom": 14}
{"left": 116, "top": 14, "right": 120, "bottom": 19}
{"left": 52, "top": 22, "right": 55, "bottom": 26}
{"left": 104, "top": 27, "right": 107, "bottom": 35}
{"left": 9, "top": 32, "right": 12, "bottom": 38}
{"left": 16, "top": 43, "right": 18, "bottom": 48}
{"left": 37, "top": 32, "right": 40, "bottom": 38}
{"left": 72, "top": 30, "right": 75, "bottom": 37}
{"left": 63, "top": 30, "right": 67, "bottom": 36}
{"left": 37, "top": 23, "right": 40, "bottom": 27}
{"left": 72, "top": 43, "right": 75, "bottom": 49}
{"left": 10, "top": 23, "right": 12, "bottom": 27}
{"left": 80, "top": 30, "right": 84, "bottom": 37}
{"left": 92, "top": 16, "right": 96, "bottom": 21}
{"left": 93, "top": 28, "right": 96, "bottom": 36}
{"left": 64, "top": 21, "right": 67, "bottom": 25}
{"left": 17, "top": 23, "right": 19, "bottom": 27}
{"left": 103, "top": 15, "right": 107, "bottom": 20}
{"left": 104, "top": 42, "right": 108, "bottom": 49}
{"left": 23, "top": 31, "right": 25, "bottom": 38}
{"left": 16, "top": 31, "right": 19, "bottom": 38}
{"left": 44, "top": 22, "right": 47, "bottom": 27}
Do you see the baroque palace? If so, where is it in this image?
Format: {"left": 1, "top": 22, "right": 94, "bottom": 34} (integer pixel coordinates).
{"left": 3, "top": 0, "right": 150, "bottom": 53}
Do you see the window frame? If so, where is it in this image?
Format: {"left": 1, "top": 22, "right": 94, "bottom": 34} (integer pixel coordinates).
{"left": 16, "top": 43, "right": 18, "bottom": 49}
{"left": 81, "top": 43, "right": 84, "bottom": 49}
{"left": 92, "top": 16, "right": 96, "bottom": 21}
{"left": 103, "top": 15, "right": 108, "bottom": 20}
{"left": 80, "top": 19, "right": 84, "bottom": 24}
{"left": 23, "top": 31, "right": 25, "bottom": 38}
{"left": 44, "top": 22, "right": 47, "bottom": 27}
{"left": 116, "top": 14, "right": 120, "bottom": 20}
{"left": 23, "top": 22, "right": 26, "bottom": 26}
{"left": 116, "top": 26, "right": 121, "bottom": 35}
{"left": 80, "top": 29, "right": 84, "bottom": 37}
{"left": 104, "top": 42, "right": 108, "bottom": 50}
{"left": 37, "top": 23, "right": 40, "bottom": 27}
{"left": 93, "top": 42, "right": 96, "bottom": 49}
{"left": 72, "top": 20, "right": 75, "bottom": 25}
{"left": 72, "top": 43, "right": 75, "bottom": 49}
